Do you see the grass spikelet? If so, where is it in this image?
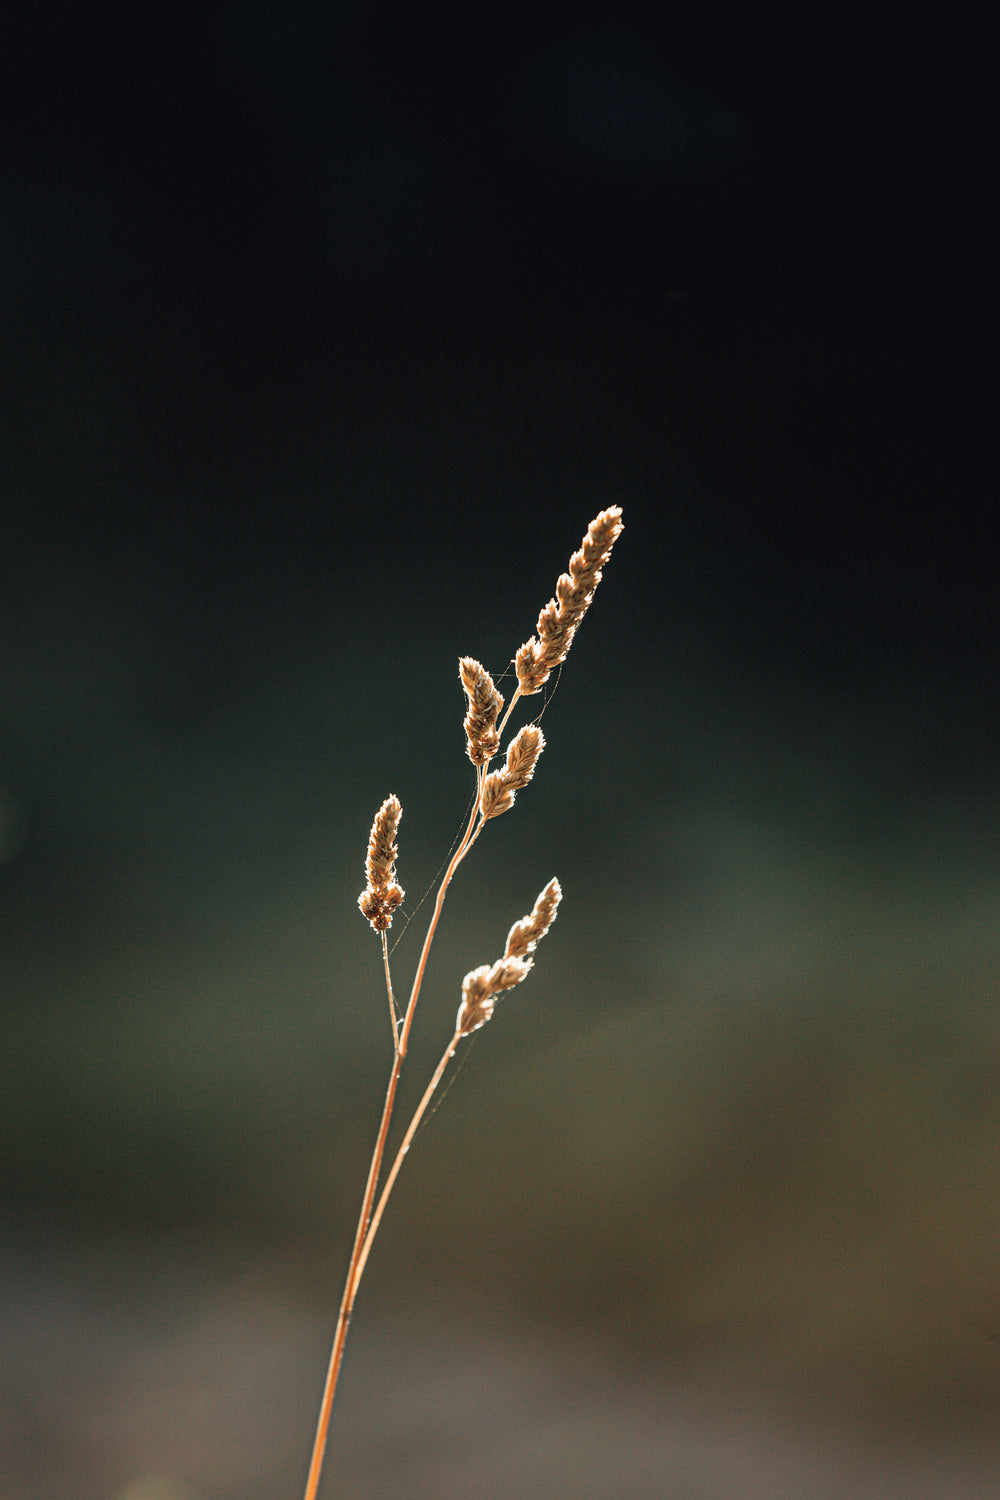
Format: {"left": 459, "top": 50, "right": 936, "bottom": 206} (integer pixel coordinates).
{"left": 480, "top": 724, "right": 545, "bottom": 820}
{"left": 504, "top": 876, "right": 562, "bottom": 958}
{"left": 457, "top": 878, "right": 562, "bottom": 1033}
{"left": 515, "top": 505, "right": 624, "bottom": 695}
{"left": 357, "top": 794, "right": 404, "bottom": 932}
{"left": 456, "top": 955, "right": 533, "bottom": 1035}
{"left": 459, "top": 656, "right": 504, "bottom": 766}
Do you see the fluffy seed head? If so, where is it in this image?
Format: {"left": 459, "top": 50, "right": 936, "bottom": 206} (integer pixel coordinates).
{"left": 504, "top": 877, "right": 562, "bottom": 958}
{"left": 515, "top": 506, "right": 623, "bottom": 696}
{"left": 455, "top": 876, "right": 563, "bottom": 1034}
{"left": 358, "top": 882, "right": 404, "bottom": 932}
{"left": 358, "top": 794, "right": 404, "bottom": 932}
{"left": 459, "top": 656, "right": 504, "bottom": 766}
{"left": 365, "top": 795, "right": 401, "bottom": 886}
{"left": 456, "top": 955, "right": 533, "bottom": 1035}
{"left": 480, "top": 724, "right": 545, "bottom": 820}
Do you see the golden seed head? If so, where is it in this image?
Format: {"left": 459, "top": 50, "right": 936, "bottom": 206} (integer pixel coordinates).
{"left": 455, "top": 877, "right": 561, "bottom": 1036}
{"left": 504, "top": 724, "right": 544, "bottom": 784}
{"left": 456, "top": 955, "right": 533, "bottom": 1035}
{"left": 479, "top": 725, "right": 545, "bottom": 821}
{"left": 365, "top": 794, "right": 401, "bottom": 886}
{"left": 504, "top": 877, "right": 562, "bottom": 958}
{"left": 359, "top": 795, "right": 404, "bottom": 932}
{"left": 513, "top": 638, "right": 549, "bottom": 696}
{"left": 480, "top": 769, "right": 512, "bottom": 821}
{"left": 459, "top": 656, "right": 504, "bottom": 766}
{"left": 357, "top": 882, "right": 404, "bottom": 932}
{"left": 515, "top": 506, "right": 623, "bottom": 696}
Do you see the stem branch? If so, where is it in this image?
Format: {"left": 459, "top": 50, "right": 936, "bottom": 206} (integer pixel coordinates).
{"left": 353, "top": 1029, "right": 463, "bottom": 1290}
{"left": 303, "top": 682, "right": 525, "bottom": 1497}
{"left": 302, "top": 1050, "right": 403, "bottom": 1500}
{"left": 381, "top": 931, "right": 400, "bottom": 1055}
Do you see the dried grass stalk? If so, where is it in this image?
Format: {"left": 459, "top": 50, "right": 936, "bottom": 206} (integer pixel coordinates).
{"left": 304, "top": 510, "right": 620, "bottom": 1500}
{"left": 515, "top": 505, "right": 624, "bottom": 695}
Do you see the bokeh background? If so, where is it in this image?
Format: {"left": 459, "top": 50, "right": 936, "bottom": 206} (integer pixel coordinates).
{"left": 2, "top": 5, "right": 998, "bottom": 1497}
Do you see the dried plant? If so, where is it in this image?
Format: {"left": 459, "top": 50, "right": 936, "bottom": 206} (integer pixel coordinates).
{"left": 515, "top": 505, "right": 624, "bottom": 695}
{"left": 302, "top": 507, "right": 623, "bottom": 1500}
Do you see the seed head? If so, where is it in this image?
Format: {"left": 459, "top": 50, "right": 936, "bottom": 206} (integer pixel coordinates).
{"left": 455, "top": 878, "right": 563, "bottom": 1035}
{"left": 480, "top": 725, "right": 545, "bottom": 821}
{"left": 504, "top": 877, "right": 562, "bottom": 958}
{"left": 456, "top": 956, "right": 533, "bottom": 1036}
{"left": 358, "top": 795, "right": 404, "bottom": 932}
{"left": 515, "top": 506, "right": 623, "bottom": 696}
{"left": 459, "top": 656, "right": 504, "bottom": 766}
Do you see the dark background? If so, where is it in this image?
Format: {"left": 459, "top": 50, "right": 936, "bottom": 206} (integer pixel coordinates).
{"left": 2, "top": 5, "right": 999, "bottom": 1497}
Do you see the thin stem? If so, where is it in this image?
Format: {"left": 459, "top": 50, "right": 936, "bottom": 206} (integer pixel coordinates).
{"left": 304, "top": 684, "right": 525, "bottom": 1497}
{"left": 396, "top": 686, "right": 522, "bottom": 1058}
{"left": 302, "top": 1050, "right": 403, "bottom": 1500}
{"left": 381, "top": 930, "right": 401, "bottom": 1055}
{"left": 396, "top": 786, "right": 479, "bottom": 1057}
{"left": 497, "top": 684, "right": 522, "bottom": 739}
{"left": 353, "top": 1029, "right": 464, "bottom": 1290}
{"left": 302, "top": 787, "right": 482, "bottom": 1497}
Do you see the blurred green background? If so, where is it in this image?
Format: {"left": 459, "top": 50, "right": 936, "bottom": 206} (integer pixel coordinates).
{"left": 2, "top": 4, "right": 999, "bottom": 1497}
